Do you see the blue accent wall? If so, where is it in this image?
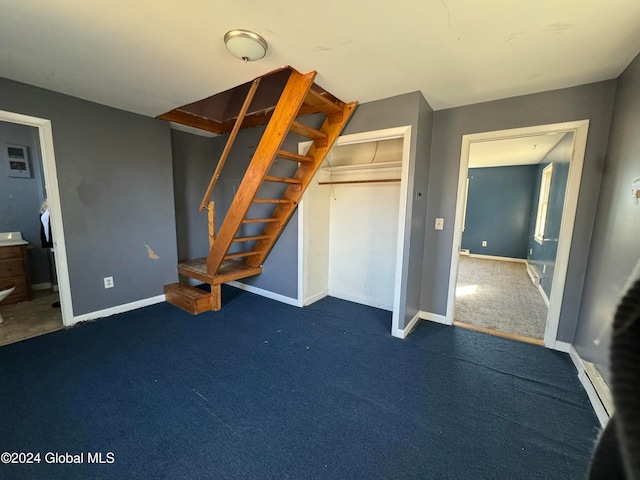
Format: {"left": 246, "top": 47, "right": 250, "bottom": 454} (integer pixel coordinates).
{"left": 527, "top": 133, "right": 572, "bottom": 298}
{"left": 462, "top": 165, "right": 538, "bottom": 258}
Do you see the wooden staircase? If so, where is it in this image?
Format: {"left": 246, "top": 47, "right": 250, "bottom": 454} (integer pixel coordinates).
{"left": 163, "top": 68, "right": 357, "bottom": 313}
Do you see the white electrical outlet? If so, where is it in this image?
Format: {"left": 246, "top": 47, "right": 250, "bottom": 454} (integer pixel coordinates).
{"left": 104, "top": 276, "right": 114, "bottom": 289}
{"left": 435, "top": 218, "right": 444, "bottom": 230}
{"left": 482, "top": 241, "right": 487, "bottom": 247}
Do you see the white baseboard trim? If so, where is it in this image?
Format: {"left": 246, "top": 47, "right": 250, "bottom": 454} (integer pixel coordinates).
{"left": 468, "top": 254, "right": 527, "bottom": 263}
{"left": 419, "top": 311, "right": 450, "bottom": 325}
{"left": 227, "top": 281, "right": 301, "bottom": 307}
{"left": 526, "top": 262, "right": 540, "bottom": 286}
{"left": 537, "top": 284, "right": 551, "bottom": 307}
{"left": 32, "top": 282, "right": 53, "bottom": 291}
{"left": 327, "top": 289, "right": 393, "bottom": 312}
{"left": 304, "top": 290, "right": 328, "bottom": 306}
{"left": 73, "top": 294, "right": 166, "bottom": 325}
{"left": 392, "top": 311, "right": 421, "bottom": 339}
{"left": 553, "top": 340, "right": 572, "bottom": 353}
{"left": 569, "top": 346, "right": 611, "bottom": 427}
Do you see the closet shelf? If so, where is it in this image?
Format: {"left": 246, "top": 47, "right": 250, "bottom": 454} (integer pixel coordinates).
{"left": 321, "top": 161, "right": 401, "bottom": 172}
{"left": 318, "top": 178, "right": 401, "bottom": 185}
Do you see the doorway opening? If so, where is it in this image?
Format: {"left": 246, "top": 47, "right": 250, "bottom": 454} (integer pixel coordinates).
{"left": 446, "top": 120, "right": 589, "bottom": 350}
{"left": 0, "top": 110, "right": 73, "bottom": 346}
{"left": 298, "top": 126, "right": 412, "bottom": 337}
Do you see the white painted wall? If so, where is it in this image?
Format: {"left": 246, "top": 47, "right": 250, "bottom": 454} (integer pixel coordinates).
{"left": 302, "top": 169, "right": 331, "bottom": 305}
{"left": 328, "top": 180, "right": 400, "bottom": 310}
{"left": 301, "top": 137, "right": 402, "bottom": 311}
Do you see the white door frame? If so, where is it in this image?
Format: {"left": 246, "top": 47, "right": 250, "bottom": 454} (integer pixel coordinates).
{"left": 447, "top": 120, "right": 590, "bottom": 350}
{"left": 0, "top": 109, "right": 74, "bottom": 326}
{"left": 298, "top": 126, "right": 412, "bottom": 337}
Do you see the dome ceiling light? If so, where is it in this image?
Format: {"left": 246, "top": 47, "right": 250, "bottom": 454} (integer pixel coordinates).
{"left": 224, "top": 29, "right": 268, "bottom": 62}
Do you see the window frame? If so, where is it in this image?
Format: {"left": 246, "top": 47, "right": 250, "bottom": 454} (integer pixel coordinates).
{"left": 534, "top": 163, "right": 553, "bottom": 245}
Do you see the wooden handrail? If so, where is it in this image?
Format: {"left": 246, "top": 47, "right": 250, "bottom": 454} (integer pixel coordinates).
{"left": 199, "top": 78, "right": 261, "bottom": 211}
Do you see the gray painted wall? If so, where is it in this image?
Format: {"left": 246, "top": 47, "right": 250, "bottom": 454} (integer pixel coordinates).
{"left": 574, "top": 53, "right": 640, "bottom": 379}
{"left": 0, "top": 77, "right": 177, "bottom": 316}
{"left": 0, "top": 121, "right": 51, "bottom": 284}
{"left": 420, "top": 80, "right": 617, "bottom": 342}
{"left": 404, "top": 95, "right": 433, "bottom": 327}
{"left": 171, "top": 129, "right": 221, "bottom": 263}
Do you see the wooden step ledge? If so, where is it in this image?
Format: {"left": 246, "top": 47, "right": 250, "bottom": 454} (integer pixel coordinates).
{"left": 164, "top": 282, "right": 214, "bottom": 315}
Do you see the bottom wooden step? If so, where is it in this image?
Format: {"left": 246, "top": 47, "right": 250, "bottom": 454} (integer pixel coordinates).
{"left": 164, "top": 282, "right": 214, "bottom": 314}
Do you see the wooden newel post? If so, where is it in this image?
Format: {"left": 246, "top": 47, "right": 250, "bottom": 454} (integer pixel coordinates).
{"left": 207, "top": 201, "right": 222, "bottom": 311}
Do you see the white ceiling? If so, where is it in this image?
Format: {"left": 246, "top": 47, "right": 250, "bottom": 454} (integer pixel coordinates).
{"left": 469, "top": 133, "right": 566, "bottom": 168}
{"left": 1, "top": 1, "right": 639, "bottom": 118}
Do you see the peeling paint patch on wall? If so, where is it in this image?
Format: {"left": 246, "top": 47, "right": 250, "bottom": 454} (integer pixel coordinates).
{"left": 145, "top": 244, "right": 160, "bottom": 260}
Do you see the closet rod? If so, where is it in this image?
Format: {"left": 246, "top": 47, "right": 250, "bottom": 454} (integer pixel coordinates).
{"left": 318, "top": 178, "right": 401, "bottom": 185}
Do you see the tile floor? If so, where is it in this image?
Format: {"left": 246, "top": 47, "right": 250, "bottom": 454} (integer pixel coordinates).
{"left": 0, "top": 289, "right": 63, "bottom": 347}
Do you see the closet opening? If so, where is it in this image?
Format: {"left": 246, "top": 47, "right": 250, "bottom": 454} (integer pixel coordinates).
{"left": 298, "top": 126, "right": 412, "bottom": 337}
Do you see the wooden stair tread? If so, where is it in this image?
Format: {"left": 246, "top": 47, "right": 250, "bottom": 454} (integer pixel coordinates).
{"left": 224, "top": 250, "right": 259, "bottom": 260}
{"left": 177, "top": 257, "right": 215, "bottom": 284}
{"left": 164, "top": 282, "right": 211, "bottom": 299}
{"left": 253, "top": 198, "right": 292, "bottom": 204}
{"left": 304, "top": 89, "right": 344, "bottom": 117}
{"left": 264, "top": 175, "right": 302, "bottom": 184}
{"left": 214, "top": 259, "right": 262, "bottom": 284}
{"left": 177, "top": 258, "right": 262, "bottom": 285}
{"left": 242, "top": 218, "right": 280, "bottom": 223}
{"left": 233, "top": 235, "right": 271, "bottom": 242}
{"left": 277, "top": 149, "right": 314, "bottom": 163}
{"left": 290, "top": 121, "right": 327, "bottom": 143}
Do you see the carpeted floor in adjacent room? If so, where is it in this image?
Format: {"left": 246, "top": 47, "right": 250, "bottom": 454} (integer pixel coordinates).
{"left": 0, "top": 286, "right": 599, "bottom": 479}
{"left": 455, "top": 256, "right": 548, "bottom": 339}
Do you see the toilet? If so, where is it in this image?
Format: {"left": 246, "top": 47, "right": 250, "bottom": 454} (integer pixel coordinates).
{"left": 0, "top": 285, "right": 15, "bottom": 325}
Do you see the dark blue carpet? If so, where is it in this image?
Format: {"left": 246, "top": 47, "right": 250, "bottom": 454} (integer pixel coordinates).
{"left": 0, "top": 286, "right": 599, "bottom": 479}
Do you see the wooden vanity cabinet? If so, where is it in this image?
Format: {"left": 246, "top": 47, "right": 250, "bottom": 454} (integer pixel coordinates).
{"left": 0, "top": 245, "right": 32, "bottom": 304}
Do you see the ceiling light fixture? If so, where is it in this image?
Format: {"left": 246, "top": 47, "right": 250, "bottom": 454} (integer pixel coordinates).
{"left": 224, "top": 29, "right": 268, "bottom": 62}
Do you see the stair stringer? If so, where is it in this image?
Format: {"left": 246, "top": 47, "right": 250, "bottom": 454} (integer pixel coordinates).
{"left": 245, "top": 101, "right": 358, "bottom": 268}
